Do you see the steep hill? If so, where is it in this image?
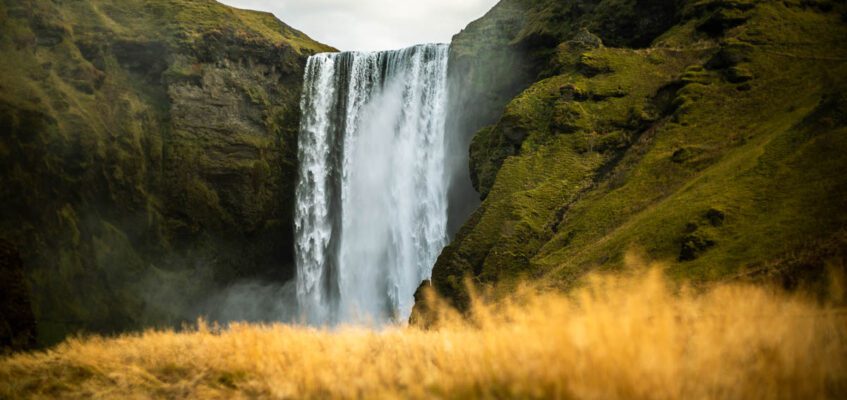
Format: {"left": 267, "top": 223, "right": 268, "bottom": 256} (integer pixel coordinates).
{"left": 0, "top": 0, "right": 333, "bottom": 347}
{"left": 426, "top": 0, "right": 847, "bottom": 309}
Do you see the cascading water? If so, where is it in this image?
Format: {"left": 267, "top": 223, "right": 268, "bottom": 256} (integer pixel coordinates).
{"left": 294, "top": 44, "right": 449, "bottom": 325}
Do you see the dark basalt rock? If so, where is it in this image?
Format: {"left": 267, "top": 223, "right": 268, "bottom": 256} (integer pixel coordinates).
{"left": 697, "top": 9, "right": 750, "bottom": 37}
{"left": 725, "top": 65, "right": 754, "bottom": 83}
{"left": 705, "top": 42, "right": 754, "bottom": 70}
{"left": 679, "top": 231, "right": 717, "bottom": 261}
{"left": 706, "top": 208, "right": 726, "bottom": 227}
{"left": 112, "top": 40, "right": 171, "bottom": 83}
{"left": 0, "top": 240, "right": 36, "bottom": 353}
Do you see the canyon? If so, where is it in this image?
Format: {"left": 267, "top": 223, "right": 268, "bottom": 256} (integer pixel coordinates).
{"left": 2, "top": 0, "right": 846, "bottom": 351}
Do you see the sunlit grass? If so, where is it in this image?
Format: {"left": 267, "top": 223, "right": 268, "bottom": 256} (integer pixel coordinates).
{"left": 2, "top": 257, "right": 846, "bottom": 399}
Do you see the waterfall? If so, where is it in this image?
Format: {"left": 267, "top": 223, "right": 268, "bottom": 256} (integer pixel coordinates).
{"left": 294, "top": 44, "right": 449, "bottom": 325}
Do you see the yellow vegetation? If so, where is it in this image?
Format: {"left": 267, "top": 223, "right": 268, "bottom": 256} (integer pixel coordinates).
{"left": 2, "top": 258, "right": 846, "bottom": 399}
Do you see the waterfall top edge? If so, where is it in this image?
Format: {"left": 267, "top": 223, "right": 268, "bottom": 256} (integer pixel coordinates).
{"left": 296, "top": 37, "right": 449, "bottom": 325}
{"left": 309, "top": 43, "right": 449, "bottom": 58}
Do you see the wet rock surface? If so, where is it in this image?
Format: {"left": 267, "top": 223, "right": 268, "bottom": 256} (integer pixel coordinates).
{"left": 0, "top": 240, "right": 36, "bottom": 353}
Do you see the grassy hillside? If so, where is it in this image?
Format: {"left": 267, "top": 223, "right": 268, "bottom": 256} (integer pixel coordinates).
{"left": 0, "top": 0, "right": 333, "bottom": 347}
{"left": 2, "top": 260, "right": 845, "bottom": 398}
{"left": 428, "top": 0, "right": 847, "bottom": 308}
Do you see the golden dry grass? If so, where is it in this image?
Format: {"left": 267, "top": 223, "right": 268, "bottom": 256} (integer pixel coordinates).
{"left": 2, "top": 258, "right": 846, "bottom": 399}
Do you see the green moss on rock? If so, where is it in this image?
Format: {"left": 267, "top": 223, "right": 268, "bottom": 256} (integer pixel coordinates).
{"left": 427, "top": 0, "right": 847, "bottom": 310}
{"left": 0, "top": 0, "right": 333, "bottom": 346}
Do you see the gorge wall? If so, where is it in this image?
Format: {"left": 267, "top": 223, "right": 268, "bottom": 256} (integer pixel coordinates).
{"left": 0, "top": 0, "right": 332, "bottom": 346}
{"left": 2, "top": 0, "right": 846, "bottom": 347}
{"left": 421, "top": 0, "right": 847, "bottom": 312}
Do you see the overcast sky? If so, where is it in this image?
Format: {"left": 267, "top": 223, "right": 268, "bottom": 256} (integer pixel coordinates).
{"left": 218, "top": 0, "right": 500, "bottom": 51}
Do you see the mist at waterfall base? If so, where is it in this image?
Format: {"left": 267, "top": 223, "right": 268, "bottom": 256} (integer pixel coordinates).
{"left": 295, "top": 44, "right": 450, "bottom": 325}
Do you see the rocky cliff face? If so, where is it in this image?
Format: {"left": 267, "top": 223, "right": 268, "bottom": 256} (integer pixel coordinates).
{"left": 443, "top": 0, "right": 684, "bottom": 233}
{"left": 424, "top": 0, "right": 847, "bottom": 310}
{"left": 0, "top": 240, "right": 36, "bottom": 353}
{"left": 0, "top": 0, "right": 333, "bottom": 345}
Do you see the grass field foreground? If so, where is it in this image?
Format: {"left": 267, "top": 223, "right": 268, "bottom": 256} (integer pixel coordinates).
{"left": 2, "top": 257, "right": 846, "bottom": 399}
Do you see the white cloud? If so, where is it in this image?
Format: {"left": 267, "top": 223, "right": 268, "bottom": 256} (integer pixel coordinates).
{"left": 218, "top": 0, "right": 499, "bottom": 51}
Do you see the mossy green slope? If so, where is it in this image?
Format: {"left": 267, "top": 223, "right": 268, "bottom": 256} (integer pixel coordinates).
{"left": 0, "top": 0, "right": 333, "bottom": 345}
{"left": 429, "top": 0, "right": 847, "bottom": 308}
{"left": 443, "top": 0, "right": 684, "bottom": 230}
